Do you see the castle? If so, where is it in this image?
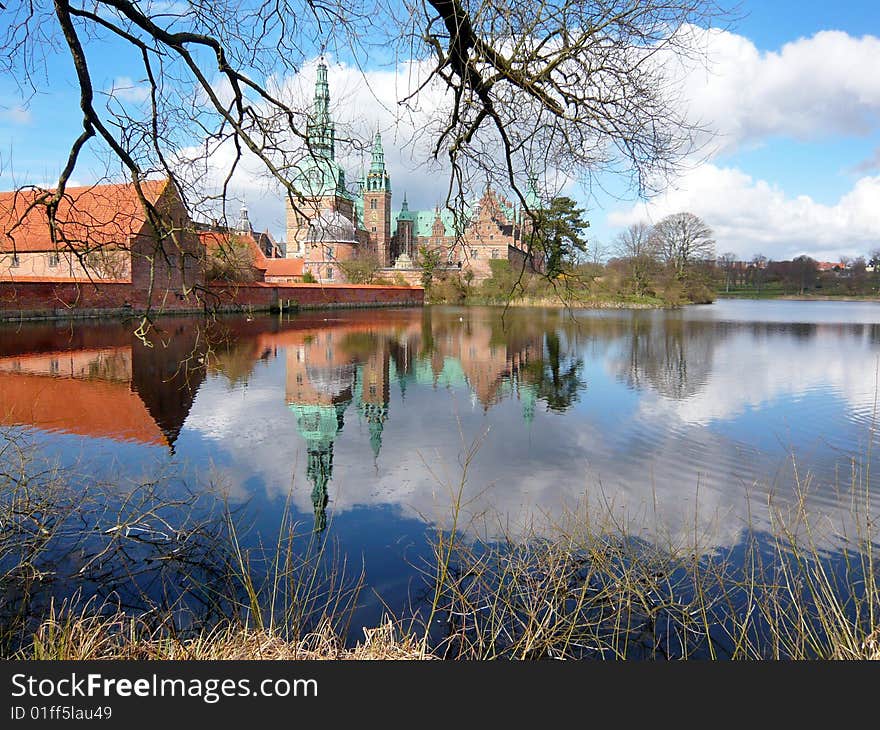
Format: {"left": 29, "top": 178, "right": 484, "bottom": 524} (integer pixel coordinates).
{"left": 284, "top": 61, "right": 541, "bottom": 284}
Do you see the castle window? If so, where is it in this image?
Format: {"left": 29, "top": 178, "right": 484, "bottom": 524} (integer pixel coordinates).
{"left": 370, "top": 199, "right": 377, "bottom": 210}
{"left": 369, "top": 384, "right": 377, "bottom": 396}
{"left": 10, "top": 254, "right": 20, "bottom": 268}
{"left": 491, "top": 248, "right": 499, "bottom": 259}
{"left": 470, "top": 249, "right": 478, "bottom": 259}
{"left": 371, "top": 226, "right": 376, "bottom": 232}
{"left": 327, "top": 267, "right": 334, "bottom": 279}
{"left": 48, "top": 252, "right": 60, "bottom": 267}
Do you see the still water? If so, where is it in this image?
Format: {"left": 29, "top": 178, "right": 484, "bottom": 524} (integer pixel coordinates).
{"left": 2, "top": 300, "right": 879, "bottom": 631}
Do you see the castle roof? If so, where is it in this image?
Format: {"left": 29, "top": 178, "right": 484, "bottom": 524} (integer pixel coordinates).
{"left": 390, "top": 191, "right": 521, "bottom": 238}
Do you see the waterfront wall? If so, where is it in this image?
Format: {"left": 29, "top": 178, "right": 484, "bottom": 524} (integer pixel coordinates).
{"left": 0, "top": 279, "right": 424, "bottom": 321}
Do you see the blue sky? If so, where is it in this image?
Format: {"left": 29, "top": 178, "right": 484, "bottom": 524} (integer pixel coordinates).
{"left": 1, "top": 1, "right": 879, "bottom": 262}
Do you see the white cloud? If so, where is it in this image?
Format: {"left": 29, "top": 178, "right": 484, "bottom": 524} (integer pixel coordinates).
{"left": 672, "top": 28, "right": 880, "bottom": 155}
{"left": 608, "top": 163, "right": 880, "bottom": 260}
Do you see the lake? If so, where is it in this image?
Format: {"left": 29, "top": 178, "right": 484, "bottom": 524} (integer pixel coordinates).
{"left": 2, "top": 299, "right": 879, "bottom": 643}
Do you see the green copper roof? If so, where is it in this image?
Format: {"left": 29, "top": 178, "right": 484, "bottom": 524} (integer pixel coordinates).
{"left": 520, "top": 382, "right": 537, "bottom": 425}
{"left": 391, "top": 208, "right": 462, "bottom": 238}
{"left": 370, "top": 132, "right": 385, "bottom": 175}
{"left": 354, "top": 195, "right": 364, "bottom": 228}
{"left": 413, "top": 357, "right": 467, "bottom": 388}
{"left": 289, "top": 399, "right": 345, "bottom": 534}
{"left": 397, "top": 193, "right": 415, "bottom": 222}
{"left": 307, "top": 446, "right": 332, "bottom": 533}
{"left": 289, "top": 401, "right": 349, "bottom": 451}
{"left": 525, "top": 175, "right": 541, "bottom": 210}
{"left": 307, "top": 62, "right": 334, "bottom": 160}
{"left": 295, "top": 156, "right": 352, "bottom": 200}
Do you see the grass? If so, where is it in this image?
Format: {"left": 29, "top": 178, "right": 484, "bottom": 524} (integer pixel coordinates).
{"left": 2, "top": 426, "right": 879, "bottom": 660}
{"left": 19, "top": 604, "right": 429, "bottom": 660}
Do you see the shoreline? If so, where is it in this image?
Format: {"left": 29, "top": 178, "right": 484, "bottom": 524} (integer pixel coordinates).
{"left": 718, "top": 293, "right": 880, "bottom": 302}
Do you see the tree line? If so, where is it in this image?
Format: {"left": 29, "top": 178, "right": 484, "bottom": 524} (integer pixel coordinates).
{"left": 715, "top": 252, "right": 879, "bottom": 296}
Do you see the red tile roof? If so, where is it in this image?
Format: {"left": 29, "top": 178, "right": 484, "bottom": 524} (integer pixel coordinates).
{"left": 1, "top": 179, "right": 169, "bottom": 253}
{"left": 263, "top": 258, "right": 303, "bottom": 278}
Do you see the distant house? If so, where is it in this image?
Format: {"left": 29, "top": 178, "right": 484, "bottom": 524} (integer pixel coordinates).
{"left": 0, "top": 179, "right": 203, "bottom": 299}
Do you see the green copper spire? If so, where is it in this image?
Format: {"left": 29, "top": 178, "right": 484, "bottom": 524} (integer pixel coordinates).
{"left": 361, "top": 402, "right": 388, "bottom": 460}
{"left": 370, "top": 131, "right": 385, "bottom": 174}
{"left": 307, "top": 446, "right": 332, "bottom": 534}
{"left": 397, "top": 192, "right": 415, "bottom": 222}
{"left": 296, "top": 60, "right": 352, "bottom": 199}
{"left": 365, "top": 130, "right": 391, "bottom": 192}
{"left": 307, "top": 61, "right": 335, "bottom": 159}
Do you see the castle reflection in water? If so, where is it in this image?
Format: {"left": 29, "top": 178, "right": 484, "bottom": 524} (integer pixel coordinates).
{"left": 243, "top": 310, "right": 546, "bottom": 532}
{"left": 0, "top": 309, "right": 554, "bottom": 532}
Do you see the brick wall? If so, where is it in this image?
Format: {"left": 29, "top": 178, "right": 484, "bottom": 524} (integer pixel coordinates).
{"left": 0, "top": 280, "right": 423, "bottom": 320}
{"left": 206, "top": 282, "right": 424, "bottom": 312}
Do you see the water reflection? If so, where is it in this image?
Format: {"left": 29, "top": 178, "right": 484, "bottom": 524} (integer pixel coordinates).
{"left": 1, "top": 301, "right": 878, "bottom": 568}
{"left": 0, "top": 320, "right": 205, "bottom": 450}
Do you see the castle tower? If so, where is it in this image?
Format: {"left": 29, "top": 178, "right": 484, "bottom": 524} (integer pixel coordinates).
{"left": 395, "top": 193, "right": 415, "bottom": 261}
{"left": 286, "top": 61, "right": 354, "bottom": 257}
{"left": 236, "top": 204, "right": 252, "bottom": 234}
{"left": 363, "top": 131, "right": 392, "bottom": 266}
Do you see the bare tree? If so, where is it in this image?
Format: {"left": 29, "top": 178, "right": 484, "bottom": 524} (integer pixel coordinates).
{"left": 651, "top": 212, "right": 716, "bottom": 278}
{"left": 614, "top": 222, "right": 660, "bottom": 296}
{"left": 616, "top": 222, "right": 658, "bottom": 260}
{"left": 718, "top": 251, "right": 736, "bottom": 293}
